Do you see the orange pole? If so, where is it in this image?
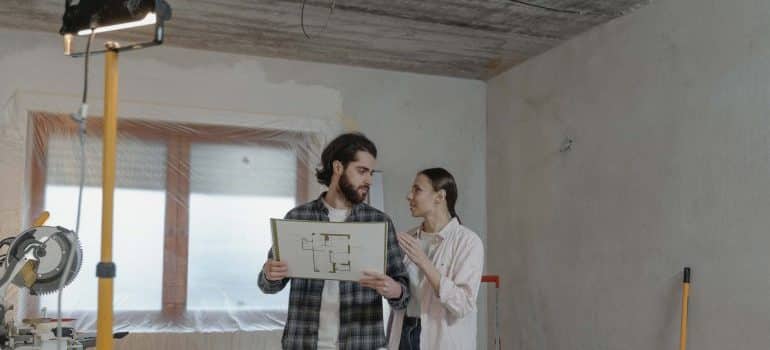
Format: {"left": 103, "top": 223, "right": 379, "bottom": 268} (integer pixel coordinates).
{"left": 96, "top": 48, "right": 119, "bottom": 350}
{"left": 679, "top": 267, "right": 691, "bottom": 350}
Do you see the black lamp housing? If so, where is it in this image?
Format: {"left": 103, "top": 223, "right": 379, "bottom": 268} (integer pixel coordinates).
{"left": 60, "top": 0, "right": 172, "bottom": 56}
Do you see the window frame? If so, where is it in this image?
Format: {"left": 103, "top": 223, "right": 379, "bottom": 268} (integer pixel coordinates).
{"left": 28, "top": 112, "right": 309, "bottom": 320}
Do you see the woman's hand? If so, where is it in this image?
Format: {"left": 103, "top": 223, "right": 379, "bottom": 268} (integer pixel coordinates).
{"left": 397, "top": 232, "right": 430, "bottom": 268}
{"left": 398, "top": 232, "right": 443, "bottom": 295}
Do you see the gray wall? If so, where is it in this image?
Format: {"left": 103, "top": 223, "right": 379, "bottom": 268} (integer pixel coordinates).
{"left": 487, "top": 0, "right": 770, "bottom": 348}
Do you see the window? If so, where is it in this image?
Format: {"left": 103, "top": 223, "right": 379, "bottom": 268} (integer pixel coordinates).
{"left": 186, "top": 143, "right": 297, "bottom": 310}
{"left": 29, "top": 113, "right": 310, "bottom": 331}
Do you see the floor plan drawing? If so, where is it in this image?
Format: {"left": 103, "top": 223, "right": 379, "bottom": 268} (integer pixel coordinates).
{"left": 272, "top": 219, "right": 387, "bottom": 281}
{"left": 301, "top": 233, "right": 352, "bottom": 273}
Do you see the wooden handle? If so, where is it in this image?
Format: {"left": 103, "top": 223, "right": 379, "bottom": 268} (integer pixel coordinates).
{"left": 32, "top": 211, "right": 50, "bottom": 226}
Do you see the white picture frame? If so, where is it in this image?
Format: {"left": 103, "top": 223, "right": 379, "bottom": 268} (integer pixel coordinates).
{"left": 271, "top": 218, "right": 388, "bottom": 281}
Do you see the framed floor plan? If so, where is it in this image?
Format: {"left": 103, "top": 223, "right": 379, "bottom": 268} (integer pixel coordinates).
{"left": 270, "top": 219, "right": 388, "bottom": 281}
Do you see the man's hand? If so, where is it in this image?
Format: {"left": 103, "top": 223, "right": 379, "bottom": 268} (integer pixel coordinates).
{"left": 263, "top": 259, "right": 288, "bottom": 281}
{"left": 359, "top": 270, "right": 402, "bottom": 299}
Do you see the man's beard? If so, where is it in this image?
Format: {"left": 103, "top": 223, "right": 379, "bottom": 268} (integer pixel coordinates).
{"left": 339, "top": 172, "right": 369, "bottom": 204}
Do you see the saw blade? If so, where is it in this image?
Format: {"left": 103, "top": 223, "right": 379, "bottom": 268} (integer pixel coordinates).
{"left": 7, "top": 226, "right": 83, "bottom": 295}
{"left": 30, "top": 230, "right": 83, "bottom": 295}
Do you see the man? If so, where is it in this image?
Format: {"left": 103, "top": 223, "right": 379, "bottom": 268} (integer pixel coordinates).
{"left": 259, "top": 132, "right": 410, "bottom": 349}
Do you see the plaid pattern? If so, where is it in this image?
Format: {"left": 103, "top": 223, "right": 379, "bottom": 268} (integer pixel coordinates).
{"left": 259, "top": 194, "right": 410, "bottom": 350}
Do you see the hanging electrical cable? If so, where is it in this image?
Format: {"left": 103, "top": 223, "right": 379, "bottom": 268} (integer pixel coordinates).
{"left": 56, "top": 30, "right": 94, "bottom": 350}
{"left": 508, "top": 0, "right": 583, "bottom": 14}
{"left": 301, "top": 0, "right": 336, "bottom": 39}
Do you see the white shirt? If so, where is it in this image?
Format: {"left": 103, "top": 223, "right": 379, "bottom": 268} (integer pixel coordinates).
{"left": 388, "top": 218, "right": 484, "bottom": 350}
{"left": 317, "top": 200, "right": 350, "bottom": 350}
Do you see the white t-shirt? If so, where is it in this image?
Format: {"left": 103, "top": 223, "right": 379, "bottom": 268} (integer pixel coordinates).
{"left": 316, "top": 200, "right": 350, "bottom": 350}
{"left": 405, "top": 230, "right": 439, "bottom": 317}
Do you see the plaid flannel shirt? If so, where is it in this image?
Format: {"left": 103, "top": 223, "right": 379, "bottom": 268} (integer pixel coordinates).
{"left": 258, "top": 194, "right": 410, "bottom": 350}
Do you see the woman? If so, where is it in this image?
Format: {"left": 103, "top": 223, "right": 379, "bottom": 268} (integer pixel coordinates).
{"left": 388, "top": 168, "right": 485, "bottom": 350}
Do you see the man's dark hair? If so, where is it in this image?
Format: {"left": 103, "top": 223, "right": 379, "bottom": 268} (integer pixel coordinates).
{"left": 315, "top": 133, "right": 377, "bottom": 186}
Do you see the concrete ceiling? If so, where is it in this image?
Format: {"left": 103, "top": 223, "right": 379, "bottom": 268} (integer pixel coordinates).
{"left": 1, "top": 0, "right": 650, "bottom": 80}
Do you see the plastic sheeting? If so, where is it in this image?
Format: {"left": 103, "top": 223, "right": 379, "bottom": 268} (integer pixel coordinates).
{"left": 2, "top": 103, "right": 338, "bottom": 333}
{"left": 0, "top": 92, "right": 28, "bottom": 236}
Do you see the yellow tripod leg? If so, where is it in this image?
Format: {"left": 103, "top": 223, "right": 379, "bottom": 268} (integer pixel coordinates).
{"left": 96, "top": 48, "right": 119, "bottom": 350}
{"left": 679, "top": 267, "right": 691, "bottom": 350}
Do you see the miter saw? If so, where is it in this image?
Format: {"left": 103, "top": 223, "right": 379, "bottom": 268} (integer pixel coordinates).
{"left": 0, "top": 225, "right": 85, "bottom": 350}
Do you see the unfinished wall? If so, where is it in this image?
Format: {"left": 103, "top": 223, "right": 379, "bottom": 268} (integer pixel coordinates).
{"left": 487, "top": 0, "right": 770, "bottom": 348}
{"left": 0, "top": 29, "right": 487, "bottom": 348}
